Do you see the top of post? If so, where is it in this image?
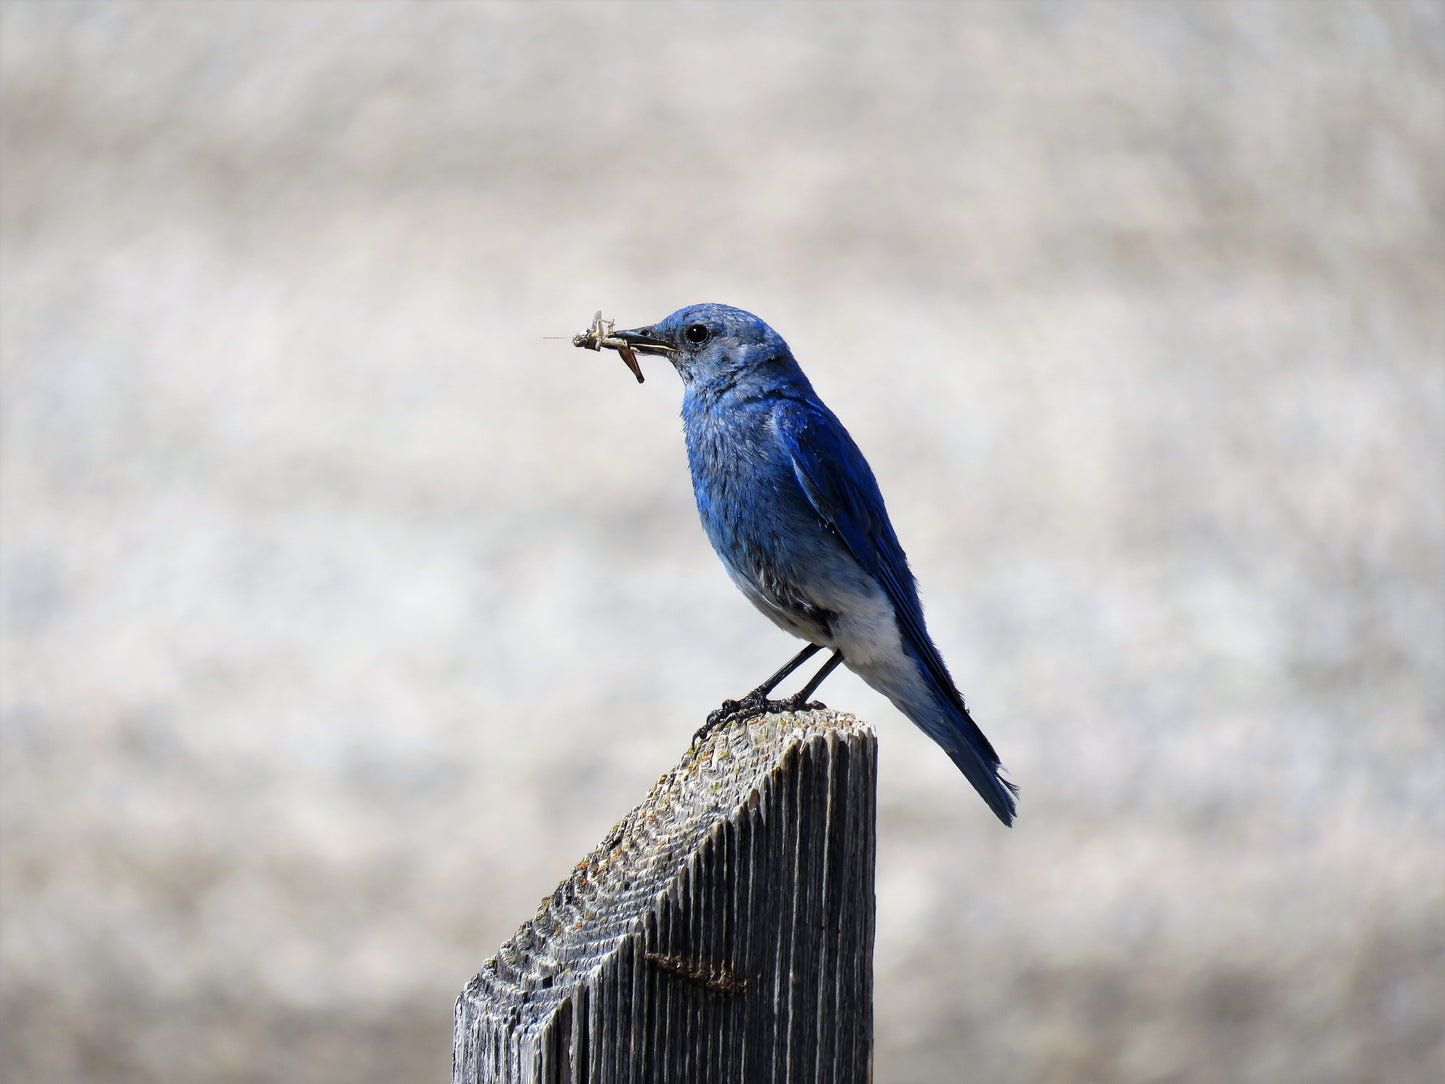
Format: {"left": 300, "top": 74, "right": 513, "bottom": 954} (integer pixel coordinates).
{"left": 458, "top": 709, "right": 875, "bottom": 1045}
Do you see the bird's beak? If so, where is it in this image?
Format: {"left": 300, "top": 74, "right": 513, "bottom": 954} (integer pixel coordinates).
{"left": 612, "top": 328, "right": 679, "bottom": 357}
{"left": 605, "top": 327, "right": 678, "bottom": 383}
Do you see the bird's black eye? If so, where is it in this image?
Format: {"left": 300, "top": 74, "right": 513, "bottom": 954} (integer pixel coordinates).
{"left": 684, "top": 323, "right": 711, "bottom": 345}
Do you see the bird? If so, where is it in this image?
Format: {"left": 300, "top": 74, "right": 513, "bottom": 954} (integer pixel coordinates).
{"left": 610, "top": 303, "right": 1017, "bottom": 826}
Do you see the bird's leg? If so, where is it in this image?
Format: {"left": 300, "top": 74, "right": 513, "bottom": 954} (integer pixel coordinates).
{"left": 694, "top": 643, "right": 823, "bottom": 744}
{"left": 745, "top": 642, "right": 825, "bottom": 702}
{"left": 780, "top": 649, "right": 845, "bottom": 712}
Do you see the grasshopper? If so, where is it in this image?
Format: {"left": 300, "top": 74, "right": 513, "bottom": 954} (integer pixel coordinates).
{"left": 572, "top": 310, "right": 646, "bottom": 383}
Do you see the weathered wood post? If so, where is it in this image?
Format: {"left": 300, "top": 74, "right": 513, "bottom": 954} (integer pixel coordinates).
{"left": 453, "top": 709, "right": 877, "bottom": 1084}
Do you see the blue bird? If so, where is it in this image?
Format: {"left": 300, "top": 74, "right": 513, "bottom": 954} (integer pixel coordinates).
{"left": 612, "top": 304, "right": 1018, "bottom": 826}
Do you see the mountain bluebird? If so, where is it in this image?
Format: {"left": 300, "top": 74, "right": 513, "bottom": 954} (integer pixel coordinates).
{"left": 611, "top": 303, "right": 1017, "bottom": 826}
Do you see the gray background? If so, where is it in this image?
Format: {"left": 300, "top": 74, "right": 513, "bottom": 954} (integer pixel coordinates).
{"left": 2, "top": 3, "right": 1442, "bottom": 1082}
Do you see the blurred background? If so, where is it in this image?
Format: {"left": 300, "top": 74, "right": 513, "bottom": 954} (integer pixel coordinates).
{"left": 2, "top": 3, "right": 1441, "bottom": 1082}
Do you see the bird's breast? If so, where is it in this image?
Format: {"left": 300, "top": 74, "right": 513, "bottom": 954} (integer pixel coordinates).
{"left": 681, "top": 399, "right": 880, "bottom": 645}
{"left": 683, "top": 404, "right": 806, "bottom": 550}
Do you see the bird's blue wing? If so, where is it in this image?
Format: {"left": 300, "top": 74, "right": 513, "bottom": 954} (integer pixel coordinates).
{"left": 775, "top": 403, "right": 945, "bottom": 679}
{"left": 776, "top": 398, "right": 1008, "bottom": 773}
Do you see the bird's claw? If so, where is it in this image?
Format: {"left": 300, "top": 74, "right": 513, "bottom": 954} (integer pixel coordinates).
{"left": 780, "top": 692, "right": 828, "bottom": 714}
{"left": 691, "top": 692, "right": 828, "bottom": 748}
{"left": 693, "top": 697, "right": 755, "bottom": 746}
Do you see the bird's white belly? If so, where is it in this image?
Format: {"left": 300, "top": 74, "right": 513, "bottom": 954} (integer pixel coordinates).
{"left": 732, "top": 556, "right": 909, "bottom": 671}
{"left": 829, "top": 589, "right": 910, "bottom": 670}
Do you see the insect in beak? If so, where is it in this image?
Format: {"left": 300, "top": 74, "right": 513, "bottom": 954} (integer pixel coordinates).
{"left": 571, "top": 311, "right": 676, "bottom": 383}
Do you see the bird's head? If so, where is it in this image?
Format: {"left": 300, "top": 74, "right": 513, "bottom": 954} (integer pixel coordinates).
{"left": 613, "top": 304, "right": 798, "bottom": 391}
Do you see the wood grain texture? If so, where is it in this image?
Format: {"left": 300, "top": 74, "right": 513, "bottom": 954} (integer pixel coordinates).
{"left": 454, "top": 710, "right": 877, "bottom": 1084}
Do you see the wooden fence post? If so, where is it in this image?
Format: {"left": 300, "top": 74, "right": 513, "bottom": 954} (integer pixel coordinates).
{"left": 453, "top": 709, "right": 877, "bottom": 1084}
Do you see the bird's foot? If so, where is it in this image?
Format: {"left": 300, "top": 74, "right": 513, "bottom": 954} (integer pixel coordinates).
{"left": 693, "top": 695, "right": 765, "bottom": 746}
{"left": 692, "top": 692, "right": 829, "bottom": 747}
{"left": 779, "top": 691, "right": 827, "bottom": 714}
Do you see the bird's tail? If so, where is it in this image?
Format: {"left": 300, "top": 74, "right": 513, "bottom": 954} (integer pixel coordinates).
{"left": 850, "top": 649, "right": 1018, "bottom": 826}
